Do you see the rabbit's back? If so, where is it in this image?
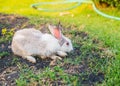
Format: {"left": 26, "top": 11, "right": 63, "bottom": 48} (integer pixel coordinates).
{"left": 14, "top": 28, "right": 42, "bottom": 38}
{"left": 12, "top": 28, "right": 60, "bottom": 57}
{"left": 12, "top": 29, "right": 44, "bottom": 56}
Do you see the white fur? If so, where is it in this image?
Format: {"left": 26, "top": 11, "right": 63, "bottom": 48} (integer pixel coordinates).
{"left": 14, "top": 35, "right": 25, "bottom": 39}
{"left": 11, "top": 27, "right": 73, "bottom": 63}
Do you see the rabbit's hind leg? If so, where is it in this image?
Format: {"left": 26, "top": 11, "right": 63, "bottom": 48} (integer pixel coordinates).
{"left": 23, "top": 56, "right": 36, "bottom": 63}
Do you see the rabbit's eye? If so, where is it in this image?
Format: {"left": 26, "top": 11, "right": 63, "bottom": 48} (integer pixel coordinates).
{"left": 66, "top": 42, "right": 69, "bottom": 46}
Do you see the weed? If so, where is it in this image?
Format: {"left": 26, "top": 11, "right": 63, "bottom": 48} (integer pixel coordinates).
{"left": 0, "top": 51, "right": 10, "bottom": 58}
{"left": 0, "top": 28, "right": 14, "bottom": 43}
{"left": 11, "top": 57, "right": 20, "bottom": 65}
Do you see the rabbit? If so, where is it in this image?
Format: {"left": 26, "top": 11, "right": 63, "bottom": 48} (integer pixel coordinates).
{"left": 11, "top": 24, "right": 73, "bottom": 65}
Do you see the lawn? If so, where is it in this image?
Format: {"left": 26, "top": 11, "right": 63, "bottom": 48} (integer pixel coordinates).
{"left": 0, "top": 0, "right": 120, "bottom": 86}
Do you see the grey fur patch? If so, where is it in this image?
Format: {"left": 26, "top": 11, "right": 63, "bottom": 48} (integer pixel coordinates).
{"left": 59, "top": 38, "right": 67, "bottom": 46}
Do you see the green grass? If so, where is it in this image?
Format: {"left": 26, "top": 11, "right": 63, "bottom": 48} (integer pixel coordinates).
{"left": 0, "top": 0, "right": 120, "bottom": 85}
{"left": 16, "top": 65, "right": 78, "bottom": 86}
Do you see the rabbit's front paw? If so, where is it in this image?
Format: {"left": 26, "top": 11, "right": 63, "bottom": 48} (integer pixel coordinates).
{"left": 50, "top": 55, "right": 62, "bottom": 66}
{"left": 40, "top": 55, "right": 47, "bottom": 59}
{"left": 50, "top": 55, "right": 62, "bottom": 60}
{"left": 57, "top": 51, "right": 67, "bottom": 57}
{"left": 50, "top": 60, "right": 56, "bottom": 66}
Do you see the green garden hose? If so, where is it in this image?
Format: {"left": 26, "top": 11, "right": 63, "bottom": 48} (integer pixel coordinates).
{"left": 31, "top": 0, "right": 120, "bottom": 20}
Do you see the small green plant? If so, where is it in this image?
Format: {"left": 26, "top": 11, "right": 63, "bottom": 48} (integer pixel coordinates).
{"left": 11, "top": 57, "right": 20, "bottom": 65}
{"left": 0, "top": 51, "right": 10, "bottom": 59}
{"left": 0, "top": 28, "right": 14, "bottom": 43}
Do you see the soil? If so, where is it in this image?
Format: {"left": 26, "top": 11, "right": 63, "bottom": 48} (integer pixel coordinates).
{"left": 0, "top": 13, "right": 106, "bottom": 86}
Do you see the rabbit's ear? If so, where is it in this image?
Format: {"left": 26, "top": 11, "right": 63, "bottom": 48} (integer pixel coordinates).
{"left": 57, "top": 22, "right": 63, "bottom": 31}
{"left": 48, "top": 24, "right": 62, "bottom": 40}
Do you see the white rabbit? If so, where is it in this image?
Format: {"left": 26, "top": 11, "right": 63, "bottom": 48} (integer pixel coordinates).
{"left": 11, "top": 24, "right": 73, "bottom": 64}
